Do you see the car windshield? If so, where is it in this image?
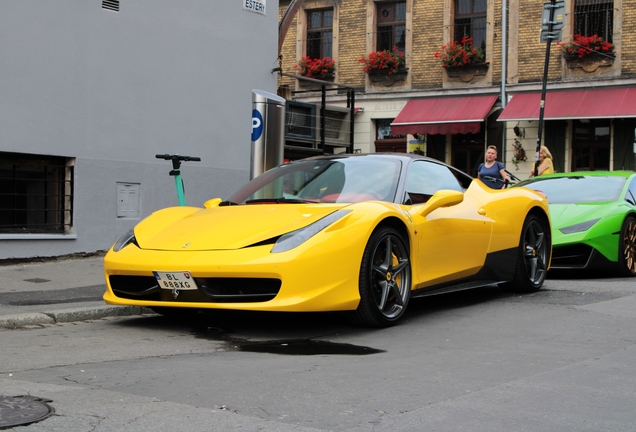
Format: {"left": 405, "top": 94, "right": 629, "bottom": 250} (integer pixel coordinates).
{"left": 225, "top": 157, "right": 402, "bottom": 204}
{"left": 515, "top": 176, "right": 626, "bottom": 204}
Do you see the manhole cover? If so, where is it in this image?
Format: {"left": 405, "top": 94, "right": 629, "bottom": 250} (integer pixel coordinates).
{"left": 0, "top": 395, "right": 54, "bottom": 429}
{"left": 23, "top": 278, "right": 51, "bottom": 284}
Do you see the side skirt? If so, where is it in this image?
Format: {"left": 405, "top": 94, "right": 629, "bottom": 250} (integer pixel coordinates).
{"left": 412, "top": 247, "right": 517, "bottom": 298}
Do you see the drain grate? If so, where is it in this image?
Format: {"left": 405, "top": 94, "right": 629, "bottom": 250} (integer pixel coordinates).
{"left": 23, "top": 278, "right": 51, "bottom": 284}
{"left": 0, "top": 395, "right": 54, "bottom": 428}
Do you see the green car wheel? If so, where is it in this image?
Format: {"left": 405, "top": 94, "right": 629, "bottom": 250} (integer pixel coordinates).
{"left": 619, "top": 215, "right": 636, "bottom": 277}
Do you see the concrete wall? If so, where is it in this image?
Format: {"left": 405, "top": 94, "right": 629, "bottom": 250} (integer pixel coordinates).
{"left": 0, "top": 1, "right": 279, "bottom": 259}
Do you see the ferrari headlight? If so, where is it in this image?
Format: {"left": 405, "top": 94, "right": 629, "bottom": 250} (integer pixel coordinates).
{"left": 559, "top": 218, "right": 601, "bottom": 234}
{"left": 271, "top": 210, "right": 351, "bottom": 253}
{"left": 112, "top": 228, "right": 138, "bottom": 252}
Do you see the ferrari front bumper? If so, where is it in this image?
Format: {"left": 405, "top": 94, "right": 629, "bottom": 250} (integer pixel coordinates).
{"left": 103, "top": 242, "right": 363, "bottom": 312}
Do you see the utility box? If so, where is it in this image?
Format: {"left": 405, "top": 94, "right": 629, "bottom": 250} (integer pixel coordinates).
{"left": 116, "top": 183, "right": 141, "bottom": 219}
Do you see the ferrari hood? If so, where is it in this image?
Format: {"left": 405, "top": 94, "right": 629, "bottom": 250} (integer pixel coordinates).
{"left": 134, "top": 204, "right": 349, "bottom": 251}
{"left": 548, "top": 203, "right": 607, "bottom": 229}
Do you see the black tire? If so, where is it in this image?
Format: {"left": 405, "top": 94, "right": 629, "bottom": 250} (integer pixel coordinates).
{"left": 618, "top": 215, "right": 636, "bottom": 277}
{"left": 501, "top": 214, "right": 550, "bottom": 293}
{"left": 349, "top": 226, "right": 411, "bottom": 327}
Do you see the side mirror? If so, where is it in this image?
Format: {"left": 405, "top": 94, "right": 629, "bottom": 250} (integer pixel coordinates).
{"left": 204, "top": 198, "right": 222, "bottom": 209}
{"left": 415, "top": 190, "right": 464, "bottom": 218}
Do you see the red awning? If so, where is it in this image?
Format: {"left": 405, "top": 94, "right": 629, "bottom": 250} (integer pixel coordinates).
{"left": 498, "top": 88, "right": 636, "bottom": 121}
{"left": 390, "top": 95, "right": 498, "bottom": 136}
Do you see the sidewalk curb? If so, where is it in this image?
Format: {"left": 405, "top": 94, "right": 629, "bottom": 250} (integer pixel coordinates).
{"left": 0, "top": 305, "right": 151, "bottom": 329}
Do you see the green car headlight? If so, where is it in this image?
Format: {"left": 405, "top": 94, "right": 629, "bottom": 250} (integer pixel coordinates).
{"left": 271, "top": 210, "right": 352, "bottom": 253}
{"left": 559, "top": 218, "right": 601, "bottom": 234}
{"left": 112, "top": 228, "right": 139, "bottom": 252}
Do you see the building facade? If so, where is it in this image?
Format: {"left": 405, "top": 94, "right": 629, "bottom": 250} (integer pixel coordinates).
{"left": 1, "top": 1, "right": 278, "bottom": 260}
{"left": 278, "top": 0, "right": 636, "bottom": 178}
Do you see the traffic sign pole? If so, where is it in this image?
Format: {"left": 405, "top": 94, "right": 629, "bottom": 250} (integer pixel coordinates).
{"left": 535, "top": 0, "right": 559, "bottom": 177}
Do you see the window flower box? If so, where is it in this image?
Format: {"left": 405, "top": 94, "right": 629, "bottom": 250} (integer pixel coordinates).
{"left": 294, "top": 57, "right": 336, "bottom": 79}
{"left": 563, "top": 54, "right": 615, "bottom": 73}
{"left": 297, "top": 73, "right": 336, "bottom": 89}
{"left": 367, "top": 68, "right": 409, "bottom": 86}
{"left": 445, "top": 62, "right": 489, "bottom": 82}
{"left": 559, "top": 34, "right": 615, "bottom": 73}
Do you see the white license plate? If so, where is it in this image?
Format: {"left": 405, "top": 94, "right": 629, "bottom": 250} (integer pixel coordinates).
{"left": 153, "top": 271, "right": 198, "bottom": 290}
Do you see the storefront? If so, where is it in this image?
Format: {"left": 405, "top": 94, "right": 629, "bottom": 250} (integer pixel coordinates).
{"left": 499, "top": 88, "right": 636, "bottom": 172}
{"left": 388, "top": 95, "right": 502, "bottom": 177}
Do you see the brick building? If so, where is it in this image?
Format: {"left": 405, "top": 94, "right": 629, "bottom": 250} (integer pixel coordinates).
{"left": 278, "top": 0, "right": 636, "bottom": 178}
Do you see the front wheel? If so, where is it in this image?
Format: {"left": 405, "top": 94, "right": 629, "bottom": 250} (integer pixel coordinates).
{"left": 349, "top": 227, "right": 411, "bottom": 327}
{"left": 618, "top": 215, "right": 636, "bottom": 277}
{"left": 501, "top": 214, "right": 550, "bottom": 293}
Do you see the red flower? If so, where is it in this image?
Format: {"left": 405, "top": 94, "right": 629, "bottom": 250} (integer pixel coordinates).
{"left": 294, "top": 57, "right": 336, "bottom": 78}
{"left": 434, "top": 36, "right": 484, "bottom": 68}
{"left": 358, "top": 47, "right": 405, "bottom": 74}
{"left": 560, "top": 34, "right": 613, "bottom": 59}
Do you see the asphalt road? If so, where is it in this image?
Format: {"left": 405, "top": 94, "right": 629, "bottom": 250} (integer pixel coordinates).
{"left": 1, "top": 273, "right": 635, "bottom": 431}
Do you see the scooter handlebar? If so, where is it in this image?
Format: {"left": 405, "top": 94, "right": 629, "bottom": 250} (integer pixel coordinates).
{"left": 155, "top": 154, "right": 201, "bottom": 162}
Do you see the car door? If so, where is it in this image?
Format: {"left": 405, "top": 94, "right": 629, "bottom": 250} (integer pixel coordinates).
{"left": 404, "top": 160, "right": 492, "bottom": 288}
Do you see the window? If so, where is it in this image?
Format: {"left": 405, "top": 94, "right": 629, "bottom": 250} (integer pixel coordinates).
{"left": 451, "top": 130, "right": 485, "bottom": 178}
{"left": 454, "top": 0, "right": 487, "bottom": 50}
{"left": 403, "top": 161, "right": 464, "bottom": 205}
{"left": 571, "top": 119, "right": 610, "bottom": 171}
{"left": 307, "top": 9, "right": 333, "bottom": 59}
{"left": 625, "top": 178, "right": 636, "bottom": 206}
{"left": 286, "top": 100, "right": 317, "bottom": 141}
{"left": 574, "top": 0, "right": 614, "bottom": 42}
{"left": 374, "top": 119, "right": 406, "bottom": 153}
{"left": 376, "top": 1, "right": 406, "bottom": 52}
{"left": 102, "top": 0, "right": 119, "bottom": 12}
{"left": 0, "top": 152, "right": 74, "bottom": 234}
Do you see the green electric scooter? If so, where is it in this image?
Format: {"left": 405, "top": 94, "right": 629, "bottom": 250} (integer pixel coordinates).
{"left": 155, "top": 154, "right": 201, "bottom": 206}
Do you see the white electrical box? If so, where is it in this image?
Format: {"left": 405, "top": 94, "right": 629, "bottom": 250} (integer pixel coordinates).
{"left": 117, "top": 183, "right": 141, "bottom": 219}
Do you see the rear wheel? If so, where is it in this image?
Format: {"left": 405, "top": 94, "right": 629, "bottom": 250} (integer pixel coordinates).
{"left": 349, "top": 226, "right": 411, "bottom": 327}
{"left": 618, "top": 215, "right": 636, "bottom": 277}
{"left": 501, "top": 214, "right": 550, "bottom": 293}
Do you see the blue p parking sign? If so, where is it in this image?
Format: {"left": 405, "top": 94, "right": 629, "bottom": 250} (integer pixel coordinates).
{"left": 252, "top": 109, "right": 263, "bottom": 142}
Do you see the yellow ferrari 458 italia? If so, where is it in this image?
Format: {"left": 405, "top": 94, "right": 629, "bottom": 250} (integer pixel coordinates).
{"left": 103, "top": 154, "right": 551, "bottom": 327}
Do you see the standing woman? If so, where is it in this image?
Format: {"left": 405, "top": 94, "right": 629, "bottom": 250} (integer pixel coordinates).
{"left": 530, "top": 145, "right": 554, "bottom": 177}
{"left": 478, "top": 145, "right": 509, "bottom": 189}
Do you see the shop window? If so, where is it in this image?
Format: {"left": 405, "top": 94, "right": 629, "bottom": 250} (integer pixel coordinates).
{"left": 574, "top": 0, "right": 613, "bottom": 43}
{"left": 572, "top": 119, "right": 610, "bottom": 171}
{"left": 307, "top": 8, "right": 333, "bottom": 59}
{"left": 454, "top": 0, "right": 487, "bottom": 51}
{"left": 376, "top": 1, "right": 406, "bottom": 52}
{"left": 374, "top": 119, "right": 406, "bottom": 152}
{"left": 0, "top": 152, "right": 74, "bottom": 234}
{"left": 451, "top": 131, "right": 485, "bottom": 177}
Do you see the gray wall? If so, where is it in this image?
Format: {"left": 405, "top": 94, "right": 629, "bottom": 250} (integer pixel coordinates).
{"left": 0, "top": 1, "right": 278, "bottom": 259}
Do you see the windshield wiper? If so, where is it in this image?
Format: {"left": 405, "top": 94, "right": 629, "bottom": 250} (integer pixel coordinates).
{"left": 219, "top": 200, "right": 239, "bottom": 206}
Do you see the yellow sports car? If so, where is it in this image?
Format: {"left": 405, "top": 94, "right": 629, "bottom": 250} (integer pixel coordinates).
{"left": 103, "top": 154, "right": 551, "bottom": 327}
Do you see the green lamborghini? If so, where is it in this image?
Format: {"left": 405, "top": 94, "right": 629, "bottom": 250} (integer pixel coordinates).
{"left": 515, "top": 171, "right": 636, "bottom": 276}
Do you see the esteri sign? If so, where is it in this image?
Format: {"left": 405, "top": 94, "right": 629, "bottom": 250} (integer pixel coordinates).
{"left": 243, "top": 0, "right": 265, "bottom": 16}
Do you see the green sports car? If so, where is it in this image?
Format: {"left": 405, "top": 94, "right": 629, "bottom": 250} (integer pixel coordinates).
{"left": 515, "top": 171, "right": 636, "bottom": 276}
